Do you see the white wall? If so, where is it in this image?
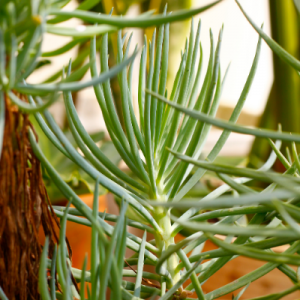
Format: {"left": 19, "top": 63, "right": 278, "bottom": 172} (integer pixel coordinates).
{"left": 192, "top": 0, "right": 273, "bottom": 155}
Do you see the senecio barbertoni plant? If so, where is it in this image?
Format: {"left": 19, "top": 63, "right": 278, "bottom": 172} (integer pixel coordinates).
{"left": 3, "top": 0, "right": 300, "bottom": 299}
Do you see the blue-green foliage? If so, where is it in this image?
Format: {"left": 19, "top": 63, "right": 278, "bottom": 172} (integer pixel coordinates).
{"left": 3, "top": 0, "right": 300, "bottom": 299}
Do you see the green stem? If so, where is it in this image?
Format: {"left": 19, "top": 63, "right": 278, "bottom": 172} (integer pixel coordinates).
{"left": 154, "top": 204, "right": 181, "bottom": 289}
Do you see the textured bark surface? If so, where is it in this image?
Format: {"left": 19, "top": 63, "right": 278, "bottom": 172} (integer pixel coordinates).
{"left": 0, "top": 94, "right": 63, "bottom": 300}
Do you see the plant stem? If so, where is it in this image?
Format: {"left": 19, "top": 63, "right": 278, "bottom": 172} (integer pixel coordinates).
{"left": 154, "top": 204, "right": 181, "bottom": 289}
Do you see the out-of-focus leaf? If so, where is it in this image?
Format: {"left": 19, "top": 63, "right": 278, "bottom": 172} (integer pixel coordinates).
{"left": 232, "top": 283, "right": 250, "bottom": 300}
{"left": 48, "top": 1, "right": 223, "bottom": 28}
{"left": 30, "top": 116, "right": 109, "bottom": 202}
{"left": 34, "top": 59, "right": 51, "bottom": 70}
{"left": 46, "top": 24, "right": 117, "bottom": 38}
{"left": 294, "top": 0, "right": 300, "bottom": 14}
{"left": 99, "top": 141, "right": 122, "bottom": 167}
{"left": 89, "top": 131, "right": 105, "bottom": 143}
{"left": 249, "top": 284, "right": 300, "bottom": 300}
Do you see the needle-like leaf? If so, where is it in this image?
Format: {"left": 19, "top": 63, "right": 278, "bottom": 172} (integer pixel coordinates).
{"left": 236, "top": 0, "right": 300, "bottom": 71}
{"left": 134, "top": 232, "right": 147, "bottom": 298}
{"left": 38, "top": 238, "right": 52, "bottom": 300}
{"left": 49, "top": 1, "right": 223, "bottom": 28}
{"left": 16, "top": 51, "right": 137, "bottom": 94}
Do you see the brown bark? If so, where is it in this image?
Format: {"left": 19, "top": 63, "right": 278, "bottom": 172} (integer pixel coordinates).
{"left": 0, "top": 94, "right": 67, "bottom": 300}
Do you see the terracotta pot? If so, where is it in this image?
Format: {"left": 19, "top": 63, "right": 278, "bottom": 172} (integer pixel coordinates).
{"left": 38, "top": 193, "right": 107, "bottom": 273}
{"left": 66, "top": 194, "right": 107, "bottom": 270}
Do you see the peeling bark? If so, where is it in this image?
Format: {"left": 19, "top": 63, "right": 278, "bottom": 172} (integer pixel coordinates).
{"left": 0, "top": 94, "right": 69, "bottom": 300}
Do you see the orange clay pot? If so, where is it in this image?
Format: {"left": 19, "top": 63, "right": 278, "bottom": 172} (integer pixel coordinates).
{"left": 38, "top": 194, "right": 107, "bottom": 271}
{"left": 66, "top": 194, "right": 107, "bottom": 270}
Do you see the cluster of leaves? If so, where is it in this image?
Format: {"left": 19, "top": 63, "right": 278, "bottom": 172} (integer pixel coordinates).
{"left": 3, "top": 0, "right": 300, "bottom": 299}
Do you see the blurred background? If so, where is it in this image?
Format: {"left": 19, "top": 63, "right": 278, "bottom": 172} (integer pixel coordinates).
{"left": 28, "top": 0, "right": 277, "bottom": 158}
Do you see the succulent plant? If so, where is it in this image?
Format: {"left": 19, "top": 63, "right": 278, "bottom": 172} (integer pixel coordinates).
{"left": 3, "top": 0, "right": 300, "bottom": 300}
